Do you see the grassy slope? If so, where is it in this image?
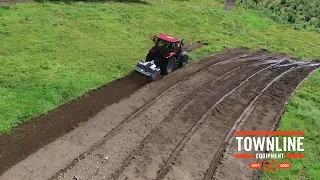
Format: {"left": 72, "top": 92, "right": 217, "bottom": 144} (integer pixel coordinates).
{"left": 0, "top": 1, "right": 319, "bottom": 134}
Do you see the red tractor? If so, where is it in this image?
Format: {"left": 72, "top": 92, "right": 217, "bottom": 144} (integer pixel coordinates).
{"left": 135, "top": 34, "right": 189, "bottom": 81}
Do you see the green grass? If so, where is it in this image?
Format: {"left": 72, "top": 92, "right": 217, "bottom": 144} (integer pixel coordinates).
{"left": 0, "top": 0, "right": 319, "bottom": 135}
{"left": 237, "top": 0, "right": 320, "bottom": 31}
{"left": 263, "top": 70, "right": 320, "bottom": 180}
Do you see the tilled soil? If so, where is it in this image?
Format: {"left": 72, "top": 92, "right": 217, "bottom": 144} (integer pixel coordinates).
{"left": 213, "top": 66, "right": 319, "bottom": 180}
{"left": 0, "top": 49, "right": 319, "bottom": 180}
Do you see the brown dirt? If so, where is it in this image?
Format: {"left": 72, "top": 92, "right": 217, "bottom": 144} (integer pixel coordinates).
{"left": 0, "top": 48, "right": 318, "bottom": 180}
{"left": 213, "top": 66, "right": 318, "bottom": 180}
{"left": 161, "top": 64, "right": 296, "bottom": 180}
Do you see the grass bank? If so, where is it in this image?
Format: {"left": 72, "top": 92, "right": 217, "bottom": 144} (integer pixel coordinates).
{"left": 0, "top": 0, "right": 319, "bottom": 134}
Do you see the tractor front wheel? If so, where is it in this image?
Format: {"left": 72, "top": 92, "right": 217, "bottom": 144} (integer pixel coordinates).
{"left": 161, "top": 57, "right": 175, "bottom": 75}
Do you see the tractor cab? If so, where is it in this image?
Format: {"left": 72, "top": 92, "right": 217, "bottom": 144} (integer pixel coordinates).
{"left": 152, "top": 34, "right": 183, "bottom": 55}
{"left": 134, "top": 34, "right": 188, "bottom": 81}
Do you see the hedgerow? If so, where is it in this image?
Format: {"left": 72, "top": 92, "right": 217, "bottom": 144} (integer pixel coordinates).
{"left": 237, "top": 0, "right": 320, "bottom": 31}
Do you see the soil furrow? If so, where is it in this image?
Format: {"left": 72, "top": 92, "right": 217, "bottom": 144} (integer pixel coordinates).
{"left": 52, "top": 53, "right": 268, "bottom": 178}
{"left": 203, "top": 66, "right": 297, "bottom": 180}
{"left": 53, "top": 55, "right": 270, "bottom": 180}
{"left": 154, "top": 62, "right": 295, "bottom": 180}
{"left": 111, "top": 59, "right": 278, "bottom": 180}
{"left": 213, "top": 65, "right": 319, "bottom": 180}
{"left": 111, "top": 60, "right": 285, "bottom": 180}
{"left": 109, "top": 58, "right": 269, "bottom": 179}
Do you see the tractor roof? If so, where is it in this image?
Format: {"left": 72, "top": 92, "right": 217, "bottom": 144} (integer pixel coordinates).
{"left": 157, "top": 34, "right": 180, "bottom": 43}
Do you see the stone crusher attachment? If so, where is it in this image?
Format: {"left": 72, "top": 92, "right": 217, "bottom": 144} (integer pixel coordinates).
{"left": 134, "top": 34, "right": 189, "bottom": 81}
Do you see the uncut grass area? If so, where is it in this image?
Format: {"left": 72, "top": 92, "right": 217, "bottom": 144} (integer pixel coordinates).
{"left": 0, "top": 0, "right": 320, "bottom": 134}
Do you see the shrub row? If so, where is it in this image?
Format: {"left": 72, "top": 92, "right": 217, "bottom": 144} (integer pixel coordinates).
{"left": 237, "top": 0, "right": 320, "bottom": 31}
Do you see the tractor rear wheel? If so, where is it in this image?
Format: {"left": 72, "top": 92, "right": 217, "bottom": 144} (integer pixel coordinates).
{"left": 161, "top": 57, "right": 175, "bottom": 75}
{"left": 178, "top": 51, "right": 189, "bottom": 67}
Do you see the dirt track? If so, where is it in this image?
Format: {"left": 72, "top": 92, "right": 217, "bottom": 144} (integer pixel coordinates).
{"left": 1, "top": 48, "right": 319, "bottom": 180}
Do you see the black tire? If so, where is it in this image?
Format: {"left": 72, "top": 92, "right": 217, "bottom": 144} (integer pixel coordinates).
{"left": 178, "top": 51, "right": 188, "bottom": 67}
{"left": 161, "top": 57, "right": 175, "bottom": 75}
{"left": 146, "top": 52, "right": 155, "bottom": 62}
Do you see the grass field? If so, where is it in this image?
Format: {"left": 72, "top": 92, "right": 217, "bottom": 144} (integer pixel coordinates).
{"left": 0, "top": 1, "right": 319, "bottom": 128}
{"left": 0, "top": 0, "right": 319, "bottom": 178}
